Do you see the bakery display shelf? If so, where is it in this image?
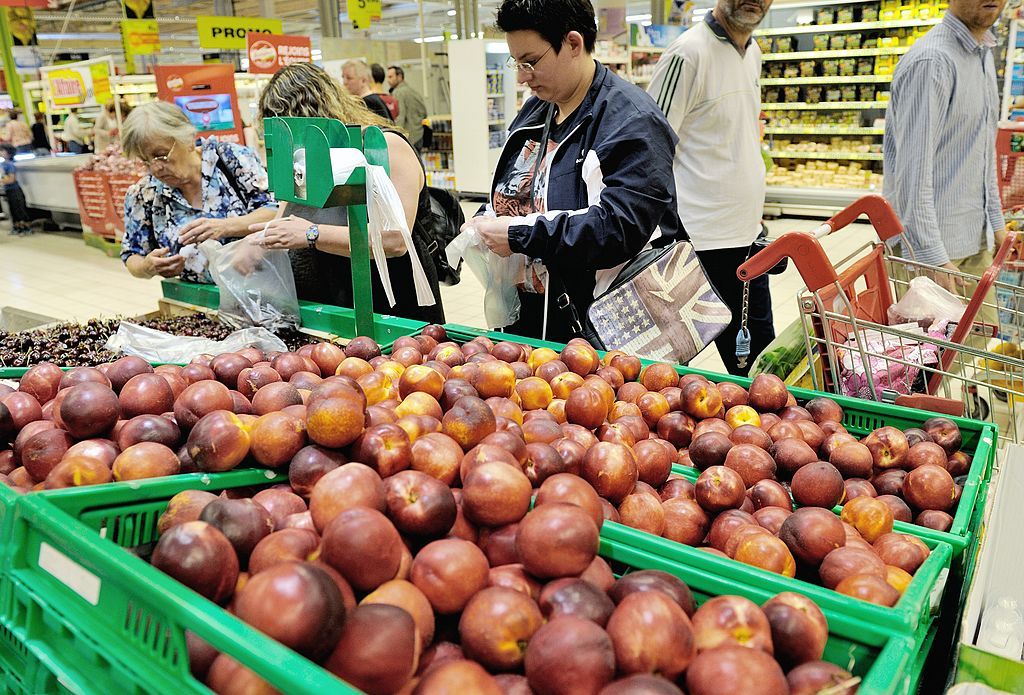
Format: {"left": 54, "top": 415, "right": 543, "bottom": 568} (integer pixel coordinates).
{"left": 770, "top": 150, "right": 884, "bottom": 160}
{"left": 763, "top": 46, "right": 910, "bottom": 60}
{"left": 761, "top": 74, "right": 894, "bottom": 85}
{"left": 755, "top": 17, "right": 941, "bottom": 37}
{"left": 762, "top": 100, "right": 888, "bottom": 110}
{"left": 765, "top": 126, "right": 885, "bottom": 135}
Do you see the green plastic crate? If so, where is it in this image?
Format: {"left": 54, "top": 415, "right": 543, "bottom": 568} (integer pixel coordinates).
{"left": 602, "top": 538, "right": 936, "bottom": 695}
{"left": 602, "top": 516, "right": 950, "bottom": 644}
{"left": 12, "top": 470, "right": 926, "bottom": 695}
{"left": 4, "top": 470, "right": 356, "bottom": 695}
{"left": 161, "top": 279, "right": 426, "bottom": 346}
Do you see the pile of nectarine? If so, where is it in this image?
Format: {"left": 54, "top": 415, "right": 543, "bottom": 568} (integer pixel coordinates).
{"left": 1, "top": 328, "right": 965, "bottom": 615}
{"left": 151, "top": 463, "right": 856, "bottom": 695}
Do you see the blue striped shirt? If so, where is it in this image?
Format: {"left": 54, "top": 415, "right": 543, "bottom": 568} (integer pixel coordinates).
{"left": 883, "top": 13, "right": 1004, "bottom": 266}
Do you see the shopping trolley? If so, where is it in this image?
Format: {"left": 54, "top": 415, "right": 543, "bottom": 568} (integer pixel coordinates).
{"left": 996, "top": 121, "right": 1024, "bottom": 211}
{"left": 738, "top": 195, "right": 1024, "bottom": 446}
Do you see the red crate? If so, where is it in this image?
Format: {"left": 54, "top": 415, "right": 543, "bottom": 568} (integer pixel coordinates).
{"left": 72, "top": 170, "right": 115, "bottom": 239}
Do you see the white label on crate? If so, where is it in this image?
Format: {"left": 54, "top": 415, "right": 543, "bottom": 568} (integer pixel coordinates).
{"left": 38, "top": 542, "right": 101, "bottom": 606}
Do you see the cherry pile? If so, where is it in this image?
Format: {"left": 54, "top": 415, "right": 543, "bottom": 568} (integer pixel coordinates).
{"left": 0, "top": 316, "right": 314, "bottom": 368}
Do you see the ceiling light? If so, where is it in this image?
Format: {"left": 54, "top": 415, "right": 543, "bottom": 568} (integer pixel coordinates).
{"left": 447, "top": 9, "right": 456, "bottom": 16}
{"left": 625, "top": 13, "right": 652, "bottom": 21}
{"left": 414, "top": 35, "right": 445, "bottom": 43}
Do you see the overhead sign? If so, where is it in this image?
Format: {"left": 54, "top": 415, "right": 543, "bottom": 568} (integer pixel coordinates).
{"left": 122, "top": 19, "right": 159, "bottom": 56}
{"left": 155, "top": 64, "right": 244, "bottom": 144}
{"left": 347, "top": 0, "right": 382, "bottom": 30}
{"left": 246, "top": 33, "right": 311, "bottom": 74}
{"left": 197, "top": 15, "right": 282, "bottom": 50}
{"left": 122, "top": 0, "right": 153, "bottom": 19}
{"left": 41, "top": 58, "right": 112, "bottom": 109}
{"left": 4, "top": 6, "right": 36, "bottom": 46}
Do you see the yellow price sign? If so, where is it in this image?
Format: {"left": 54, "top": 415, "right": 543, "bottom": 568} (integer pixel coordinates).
{"left": 347, "top": 0, "right": 382, "bottom": 30}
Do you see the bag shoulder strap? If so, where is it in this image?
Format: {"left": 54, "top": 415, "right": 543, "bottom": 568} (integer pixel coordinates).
{"left": 215, "top": 155, "right": 249, "bottom": 210}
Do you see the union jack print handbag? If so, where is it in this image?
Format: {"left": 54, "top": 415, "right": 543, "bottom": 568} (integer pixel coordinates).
{"left": 585, "top": 241, "right": 732, "bottom": 364}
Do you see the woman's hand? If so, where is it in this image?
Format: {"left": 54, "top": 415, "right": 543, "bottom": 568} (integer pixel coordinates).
{"left": 249, "top": 215, "right": 310, "bottom": 250}
{"left": 474, "top": 217, "right": 514, "bottom": 257}
{"left": 144, "top": 248, "right": 185, "bottom": 278}
{"left": 179, "top": 217, "right": 236, "bottom": 246}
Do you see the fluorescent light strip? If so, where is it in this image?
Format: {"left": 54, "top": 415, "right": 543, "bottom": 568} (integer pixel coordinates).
{"left": 625, "top": 13, "right": 652, "bottom": 21}
{"left": 414, "top": 35, "right": 446, "bottom": 43}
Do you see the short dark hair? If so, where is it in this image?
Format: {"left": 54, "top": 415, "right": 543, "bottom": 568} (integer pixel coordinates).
{"left": 1, "top": 144, "right": 15, "bottom": 158}
{"left": 370, "top": 63, "right": 385, "bottom": 83}
{"left": 496, "top": 0, "right": 597, "bottom": 53}
{"left": 387, "top": 65, "right": 404, "bottom": 78}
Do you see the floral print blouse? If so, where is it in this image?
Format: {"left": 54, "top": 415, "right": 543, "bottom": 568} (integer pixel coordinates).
{"left": 120, "top": 138, "right": 276, "bottom": 283}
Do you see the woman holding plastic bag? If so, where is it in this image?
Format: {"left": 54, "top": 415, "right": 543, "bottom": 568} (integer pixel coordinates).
{"left": 448, "top": 0, "right": 682, "bottom": 342}
{"left": 249, "top": 63, "right": 445, "bottom": 324}
{"left": 120, "top": 101, "right": 278, "bottom": 283}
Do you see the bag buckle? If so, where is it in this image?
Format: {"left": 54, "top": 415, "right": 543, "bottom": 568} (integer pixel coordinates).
{"left": 556, "top": 293, "right": 572, "bottom": 310}
{"left": 425, "top": 240, "right": 439, "bottom": 255}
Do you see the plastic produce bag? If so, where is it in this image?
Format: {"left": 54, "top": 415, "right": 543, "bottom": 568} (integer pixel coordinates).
{"left": 104, "top": 322, "right": 287, "bottom": 364}
{"left": 446, "top": 223, "right": 523, "bottom": 329}
{"left": 887, "top": 275, "right": 966, "bottom": 329}
{"left": 293, "top": 148, "right": 435, "bottom": 308}
{"left": 200, "top": 238, "right": 301, "bottom": 332}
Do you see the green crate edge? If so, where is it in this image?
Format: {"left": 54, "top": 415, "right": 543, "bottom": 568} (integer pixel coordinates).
{"left": 160, "top": 279, "right": 426, "bottom": 345}
{"left": 955, "top": 643, "right": 1024, "bottom": 692}
{"left": 11, "top": 470, "right": 926, "bottom": 695}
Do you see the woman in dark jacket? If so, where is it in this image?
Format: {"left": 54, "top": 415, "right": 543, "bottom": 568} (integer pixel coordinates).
{"left": 252, "top": 63, "right": 445, "bottom": 324}
{"left": 467, "top": 0, "right": 682, "bottom": 342}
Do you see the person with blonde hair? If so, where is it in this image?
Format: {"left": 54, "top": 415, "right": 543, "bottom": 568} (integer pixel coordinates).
{"left": 93, "top": 102, "right": 119, "bottom": 152}
{"left": 341, "top": 59, "right": 393, "bottom": 122}
{"left": 120, "top": 100, "right": 277, "bottom": 282}
{"left": 253, "top": 62, "right": 444, "bottom": 323}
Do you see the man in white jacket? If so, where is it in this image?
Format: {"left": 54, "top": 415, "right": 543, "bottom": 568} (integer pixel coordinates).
{"left": 648, "top": 0, "right": 775, "bottom": 375}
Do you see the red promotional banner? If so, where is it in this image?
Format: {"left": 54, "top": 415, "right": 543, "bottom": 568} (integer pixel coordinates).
{"left": 0, "top": 1, "right": 52, "bottom": 8}
{"left": 155, "top": 64, "right": 244, "bottom": 145}
{"left": 246, "top": 33, "right": 311, "bottom": 74}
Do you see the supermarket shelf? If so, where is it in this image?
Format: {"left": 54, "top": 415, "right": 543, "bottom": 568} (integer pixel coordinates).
{"left": 764, "top": 185, "right": 873, "bottom": 214}
{"left": 486, "top": 93, "right": 504, "bottom": 98}
{"left": 770, "top": 150, "right": 884, "bottom": 160}
{"left": 763, "top": 46, "right": 910, "bottom": 60}
{"left": 488, "top": 119, "right": 506, "bottom": 126}
{"left": 630, "top": 45, "right": 665, "bottom": 53}
{"left": 765, "top": 126, "right": 885, "bottom": 135}
{"left": 755, "top": 17, "right": 941, "bottom": 37}
{"left": 762, "top": 101, "right": 888, "bottom": 110}
{"left": 761, "top": 74, "right": 894, "bottom": 85}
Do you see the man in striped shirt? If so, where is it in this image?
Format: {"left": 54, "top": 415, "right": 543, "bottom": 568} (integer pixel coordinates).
{"left": 884, "top": 0, "right": 1008, "bottom": 302}
{"left": 648, "top": 0, "right": 775, "bottom": 375}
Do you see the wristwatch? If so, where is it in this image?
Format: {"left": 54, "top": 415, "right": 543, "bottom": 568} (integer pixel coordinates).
{"left": 305, "top": 223, "right": 320, "bottom": 249}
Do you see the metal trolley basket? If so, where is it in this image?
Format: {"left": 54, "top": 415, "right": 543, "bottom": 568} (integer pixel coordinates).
{"left": 739, "top": 195, "right": 1024, "bottom": 447}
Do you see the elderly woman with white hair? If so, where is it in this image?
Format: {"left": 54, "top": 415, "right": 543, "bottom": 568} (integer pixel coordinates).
{"left": 119, "top": 101, "right": 277, "bottom": 282}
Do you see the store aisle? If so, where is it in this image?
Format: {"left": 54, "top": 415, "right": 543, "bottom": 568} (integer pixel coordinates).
{"left": 0, "top": 216, "right": 877, "bottom": 374}
{"left": 0, "top": 231, "right": 165, "bottom": 324}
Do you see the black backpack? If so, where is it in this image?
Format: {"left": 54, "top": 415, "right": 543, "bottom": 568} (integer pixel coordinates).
{"left": 420, "top": 186, "right": 464, "bottom": 286}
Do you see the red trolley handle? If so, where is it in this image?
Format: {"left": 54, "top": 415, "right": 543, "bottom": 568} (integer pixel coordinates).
{"left": 737, "top": 232, "right": 839, "bottom": 293}
{"left": 808, "top": 194, "right": 905, "bottom": 244}
{"left": 928, "top": 230, "right": 1019, "bottom": 393}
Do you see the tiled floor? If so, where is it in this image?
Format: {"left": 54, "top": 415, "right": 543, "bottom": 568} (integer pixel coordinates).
{"left": 0, "top": 216, "right": 877, "bottom": 378}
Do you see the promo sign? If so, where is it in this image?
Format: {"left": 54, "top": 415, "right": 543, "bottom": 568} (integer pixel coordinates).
{"left": 196, "top": 15, "right": 282, "bottom": 50}
{"left": 346, "top": 0, "right": 382, "bottom": 30}
{"left": 121, "top": 19, "right": 160, "bottom": 72}
{"left": 155, "top": 64, "right": 244, "bottom": 144}
{"left": 246, "top": 33, "right": 311, "bottom": 74}
{"left": 41, "top": 58, "right": 112, "bottom": 109}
